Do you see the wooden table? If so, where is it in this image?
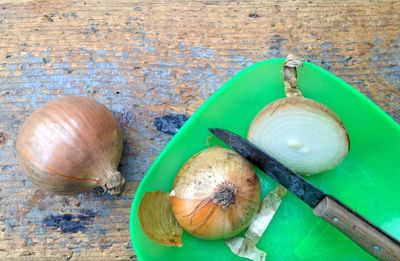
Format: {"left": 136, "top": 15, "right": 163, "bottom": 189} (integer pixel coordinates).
{"left": 0, "top": 1, "right": 398, "bottom": 260}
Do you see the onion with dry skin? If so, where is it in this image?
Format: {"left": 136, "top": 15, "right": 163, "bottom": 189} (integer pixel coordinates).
{"left": 16, "top": 96, "right": 124, "bottom": 195}
{"left": 248, "top": 55, "right": 349, "bottom": 175}
{"left": 170, "top": 147, "right": 261, "bottom": 240}
{"left": 138, "top": 191, "right": 183, "bottom": 247}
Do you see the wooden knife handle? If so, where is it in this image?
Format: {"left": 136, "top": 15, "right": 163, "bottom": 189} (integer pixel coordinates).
{"left": 313, "top": 195, "right": 400, "bottom": 261}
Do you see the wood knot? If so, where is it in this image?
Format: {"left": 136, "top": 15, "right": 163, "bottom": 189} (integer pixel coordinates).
{"left": 249, "top": 13, "right": 261, "bottom": 18}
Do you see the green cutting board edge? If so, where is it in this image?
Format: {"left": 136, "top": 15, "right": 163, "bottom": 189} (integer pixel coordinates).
{"left": 130, "top": 58, "right": 400, "bottom": 261}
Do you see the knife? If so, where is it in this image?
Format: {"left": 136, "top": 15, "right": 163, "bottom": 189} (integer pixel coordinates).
{"left": 209, "top": 128, "right": 400, "bottom": 261}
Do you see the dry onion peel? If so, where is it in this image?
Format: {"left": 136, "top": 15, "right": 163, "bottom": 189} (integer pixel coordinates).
{"left": 225, "top": 186, "right": 287, "bottom": 261}
{"left": 226, "top": 238, "right": 266, "bottom": 261}
{"left": 248, "top": 54, "right": 349, "bottom": 175}
{"left": 283, "top": 54, "right": 304, "bottom": 97}
{"left": 138, "top": 191, "right": 183, "bottom": 247}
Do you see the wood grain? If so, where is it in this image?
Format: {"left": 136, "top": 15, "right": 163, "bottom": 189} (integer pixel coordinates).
{"left": 0, "top": 0, "right": 399, "bottom": 260}
{"left": 314, "top": 196, "right": 400, "bottom": 261}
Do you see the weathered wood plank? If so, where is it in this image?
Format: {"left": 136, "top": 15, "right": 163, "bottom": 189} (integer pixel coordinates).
{"left": 0, "top": 0, "right": 399, "bottom": 260}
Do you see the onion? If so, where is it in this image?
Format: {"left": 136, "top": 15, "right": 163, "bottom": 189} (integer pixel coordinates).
{"left": 170, "top": 147, "right": 261, "bottom": 240}
{"left": 138, "top": 191, "right": 183, "bottom": 247}
{"left": 248, "top": 55, "right": 349, "bottom": 175}
{"left": 16, "top": 96, "right": 124, "bottom": 195}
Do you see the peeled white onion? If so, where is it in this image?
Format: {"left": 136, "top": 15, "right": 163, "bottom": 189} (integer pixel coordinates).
{"left": 248, "top": 97, "right": 349, "bottom": 174}
{"left": 248, "top": 55, "right": 349, "bottom": 175}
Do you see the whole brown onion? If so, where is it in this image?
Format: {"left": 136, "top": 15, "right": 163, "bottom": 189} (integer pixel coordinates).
{"left": 16, "top": 96, "right": 124, "bottom": 195}
{"left": 170, "top": 147, "right": 261, "bottom": 240}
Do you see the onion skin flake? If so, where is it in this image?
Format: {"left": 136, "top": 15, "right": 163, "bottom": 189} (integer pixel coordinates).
{"left": 225, "top": 186, "right": 287, "bottom": 261}
{"left": 138, "top": 191, "right": 183, "bottom": 247}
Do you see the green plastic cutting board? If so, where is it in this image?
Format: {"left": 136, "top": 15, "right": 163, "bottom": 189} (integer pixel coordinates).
{"left": 130, "top": 58, "right": 400, "bottom": 260}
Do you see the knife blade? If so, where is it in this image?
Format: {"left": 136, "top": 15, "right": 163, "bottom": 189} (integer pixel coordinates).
{"left": 209, "top": 128, "right": 400, "bottom": 261}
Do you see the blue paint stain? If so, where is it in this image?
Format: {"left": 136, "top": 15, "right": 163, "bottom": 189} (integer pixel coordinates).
{"left": 26, "top": 52, "right": 44, "bottom": 63}
{"left": 116, "top": 110, "right": 135, "bottom": 127}
{"left": 42, "top": 210, "right": 96, "bottom": 233}
{"left": 99, "top": 242, "right": 113, "bottom": 249}
{"left": 320, "top": 42, "right": 334, "bottom": 49}
{"left": 24, "top": 179, "right": 33, "bottom": 188}
{"left": 4, "top": 219, "right": 17, "bottom": 228}
{"left": 235, "top": 55, "right": 253, "bottom": 68}
{"left": 179, "top": 42, "right": 186, "bottom": 51}
{"left": 318, "top": 42, "right": 336, "bottom": 71}
{"left": 130, "top": 47, "right": 141, "bottom": 54}
{"left": 227, "top": 50, "right": 253, "bottom": 71}
{"left": 7, "top": 64, "right": 17, "bottom": 71}
{"left": 370, "top": 38, "right": 383, "bottom": 63}
{"left": 24, "top": 237, "right": 34, "bottom": 246}
{"left": 370, "top": 35, "right": 400, "bottom": 86}
{"left": 41, "top": 49, "right": 51, "bottom": 56}
{"left": 1, "top": 165, "right": 16, "bottom": 172}
{"left": 122, "top": 50, "right": 129, "bottom": 60}
{"left": 176, "top": 65, "right": 228, "bottom": 99}
{"left": 158, "top": 60, "right": 175, "bottom": 67}
{"left": 132, "top": 26, "right": 152, "bottom": 47}
{"left": 97, "top": 50, "right": 108, "bottom": 56}
{"left": 267, "top": 34, "right": 288, "bottom": 57}
{"left": 146, "top": 46, "right": 156, "bottom": 54}
{"left": 125, "top": 16, "right": 134, "bottom": 27}
{"left": 304, "top": 53, "right": 318, "bottom": 63}
{"left": 21, "top": 54, "right": 78, "bottom": 105}
{"left": 16, "top": 50, "right": 130, "bottom": 107}
{"left": 51, "top": 62, "right": 71, "bottom": 70}
{"left": 154, "top": 114, "right": 189, "bottom": 135}
{"left": 67, "top": 50, "right": 74, "bottom": 58}
{"left": 89, "top": 24, "right": 99, "bottom": 34}
{"left": 78, "top": 209, "right": 96, "bottom": 217}
{"left": 0, "top": 174, "right": 14, "bottom": 182}
{"left": 95, "top": 62, "right": 118, "bottom": 70}
{"left": 190, "top": 46, "right": 215, "bottom": 59}
{"left": 72, "top": 247, "right": 82, "bottom": 253}
{"left": 227, "top": 67, "right": 237, "bottom": 77}
{"left": 143, "top": 67, "right": 172, "bottom": 86}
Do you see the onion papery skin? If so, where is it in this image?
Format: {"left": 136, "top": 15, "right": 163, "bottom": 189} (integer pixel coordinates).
{"left": 16, "top": 96, "right": 124, "bottom": 195}
{"left": 248, "top": 96, "right": 349, "bottom": 175}
{"left": 170, "top": 147, "right": 261, "bottom": 240}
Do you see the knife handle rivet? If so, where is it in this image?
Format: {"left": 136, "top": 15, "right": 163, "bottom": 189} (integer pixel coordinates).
{"left": 373, "top": 245, "right": 381, "bottom": 251}
{"left": 332, "top": 217, "right": 339, "bottom": 223}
